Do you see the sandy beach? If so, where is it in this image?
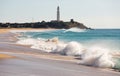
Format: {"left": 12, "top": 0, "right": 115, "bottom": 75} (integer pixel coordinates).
{"left": 0, "top": 28, "right": 120, "bottom": 76}
{"left": 0, "top": 54, "right": 15, "bottom": 59}
{"left": 0, "top": 28, "right": 57, "bottom": 33}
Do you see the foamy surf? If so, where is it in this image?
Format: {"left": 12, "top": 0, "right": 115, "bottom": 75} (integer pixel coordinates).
{"left": 15, "top": 29, "right": 120, "bottom": 70}
{"left": 64, "top": 27, "right": 86, "bottom": 32}
{"left": 79, "top": 47, "right": 115, "bottom": 68}
{"left": 16, "top": 37, "right": 120, "bottom": 69}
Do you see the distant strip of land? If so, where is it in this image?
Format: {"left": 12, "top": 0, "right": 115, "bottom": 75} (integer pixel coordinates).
{"left": 0, "top": 19, "right": 90, "bottom": 29}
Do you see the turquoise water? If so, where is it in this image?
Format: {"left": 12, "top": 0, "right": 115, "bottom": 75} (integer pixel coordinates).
{"left": 19, "top": 28, "right": 120, "bottom": 70}
{"left": 24, "top": 29, "right": 120, "bottom": 41}
{"left": 23, "top": 29, "right": 120, "bottom": 50}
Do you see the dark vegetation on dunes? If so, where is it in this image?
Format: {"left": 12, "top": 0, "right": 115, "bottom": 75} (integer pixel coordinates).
{"left": 0, "top": 19, "right": 90, "bottom": 29}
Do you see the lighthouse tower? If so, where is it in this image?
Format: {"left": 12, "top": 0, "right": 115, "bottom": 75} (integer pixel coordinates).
{"left": 57, "top": 6, "right": 60, "bottom": 21}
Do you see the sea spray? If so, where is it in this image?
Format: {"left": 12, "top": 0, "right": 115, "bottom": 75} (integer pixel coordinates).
{"left": 52, "top": 41, "right": 85, "bottom": 56}
{"left": 17, "top": 38, "right": 116, "bottom": 68}
{"left": 51, "top": 43, "right": 66, "bottom": 54}
{"left": 64, "top": 27, "right": 86, "bottom": 32}
{"left": 62, "top": 41, "right": 85, "bottom": 55}
{"left": 15, "top": 29, "right": 120, "bottom": 70}
{"left": 80, "top": 47, "right": 115, "bottom": 68}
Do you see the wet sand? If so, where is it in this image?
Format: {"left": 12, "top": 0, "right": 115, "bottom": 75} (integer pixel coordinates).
{"left": 0, "top": 29, "right": 120, "bottom": 76}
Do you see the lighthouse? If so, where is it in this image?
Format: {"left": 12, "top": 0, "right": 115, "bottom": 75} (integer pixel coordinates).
{"left": 57, "top": 6, "right": 60, "bottom": 21}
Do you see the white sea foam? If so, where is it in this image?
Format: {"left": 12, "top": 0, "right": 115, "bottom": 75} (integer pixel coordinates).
{"left": 62, "top": 41, "right": 85, "bottom": 55}
{"left": 17, "top": 38, "right": 57, "bottom": 52}
{"left": 16, "top": 37, "right": 117, "bottom": 68}
{"left": 80, "top": 47, "right": 115, "bottom": 68}
{"left": 64, "top": 27, "right": 86, "bottom": 32}
{"left": 52, "top": 41, "right": 85, "bottom": 56}
{"left": 17, "top": 38, "right": 38, "bottom": 45}
{"left": 51, "top": 43, "right": 66, "bottom": 54}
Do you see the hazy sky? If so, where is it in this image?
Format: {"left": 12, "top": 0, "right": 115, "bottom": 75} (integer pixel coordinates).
{"left": 0, "top": 0, "right": 120, "bottom": 28}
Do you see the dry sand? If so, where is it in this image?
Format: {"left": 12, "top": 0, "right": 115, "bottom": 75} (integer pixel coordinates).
{"left": 0, "top": 54, "right": 15, "bottom": 59}
{"left": 0, "top": 28, "right": 57, "bottom": 34}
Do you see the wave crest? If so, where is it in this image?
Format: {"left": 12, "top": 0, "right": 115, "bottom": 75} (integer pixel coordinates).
{"left": 16, "top": 38, "right": 118, "bottom": 68}
{"left": 80, "top": 47, "right": 115, "bottom": 68}
{"left": 64, "top": 27, "right": 86, "bottom": 32}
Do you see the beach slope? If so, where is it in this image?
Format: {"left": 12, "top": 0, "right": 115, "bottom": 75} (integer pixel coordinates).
{"left": 0, "top": 29, "right": 120, "bottom": 76}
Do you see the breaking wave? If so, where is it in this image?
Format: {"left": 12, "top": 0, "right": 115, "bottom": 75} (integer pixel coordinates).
{"left": 64, "top": 27, "right": 86, "bottom": 32}
{"left": 80, "top": 47, "right": 115, "bottom": 68}
{"left": 16, "top": 29, "right": 120, "bottom": 70}
{"left": 16, "top": 37, "right": 120, "bottom": 69}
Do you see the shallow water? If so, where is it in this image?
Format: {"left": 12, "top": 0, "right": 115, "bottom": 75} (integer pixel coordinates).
{"left": 16, "top": 28, "right": 120, "bottom": 70}
{"left": 22, "top": 28, "right": 120, "bottom": 50}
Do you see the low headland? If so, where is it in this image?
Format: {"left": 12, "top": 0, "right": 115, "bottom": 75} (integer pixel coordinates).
{"left": 0, "top": 19, "right": 90, "bottom": 29}
{"left": 0, "top": 22, "right": 119, "bottom": 76}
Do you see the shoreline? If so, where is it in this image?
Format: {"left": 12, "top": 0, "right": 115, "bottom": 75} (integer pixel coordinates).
{"left": 0, "top": 28, "right": 120, "bottom": 75}
{"left": 0, "top": 28, "right": 58, "bottom": 34}
{"left": 0, "top": 28, "right": 78, "bottom": 62}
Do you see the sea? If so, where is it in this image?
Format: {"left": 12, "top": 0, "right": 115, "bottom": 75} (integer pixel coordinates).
{"left": 15, "top": 28, "right": 120, "bottom": 70}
